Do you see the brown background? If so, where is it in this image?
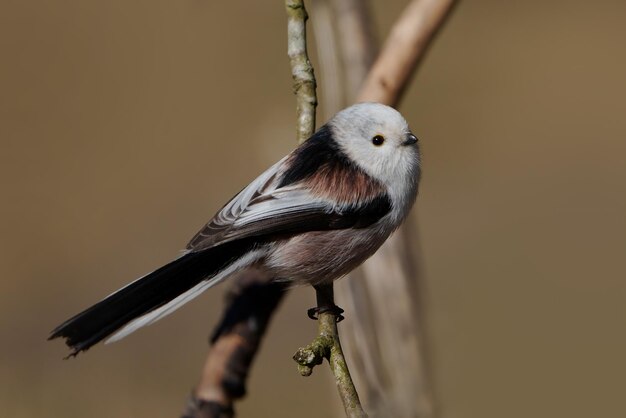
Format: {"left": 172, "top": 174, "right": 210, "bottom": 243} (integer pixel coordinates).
{"left": 1, "top": 1, "right": 625, "bottom": 417}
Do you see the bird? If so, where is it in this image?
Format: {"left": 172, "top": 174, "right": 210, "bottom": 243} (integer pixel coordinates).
{"left": 49, "top": 102, "right": 421, "bottom": 356}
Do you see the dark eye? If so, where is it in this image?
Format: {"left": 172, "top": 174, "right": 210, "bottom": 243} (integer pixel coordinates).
{"left": 372, "top": 135, "right": 385, "bottom": 146}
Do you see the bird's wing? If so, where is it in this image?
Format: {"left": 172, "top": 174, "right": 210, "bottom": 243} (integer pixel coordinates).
{"left": 186, "top": 161, "right": 391, "bottom": 252}
{"left": 186, "top": 156, "right": 288, "bottom": 251}
{"left": 222, "top": 188, "right": 391, "bottom": 241}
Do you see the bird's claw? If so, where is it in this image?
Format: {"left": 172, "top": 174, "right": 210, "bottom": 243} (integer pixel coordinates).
{"left": 307, "top": 305, "right": 344, "bottom": 322}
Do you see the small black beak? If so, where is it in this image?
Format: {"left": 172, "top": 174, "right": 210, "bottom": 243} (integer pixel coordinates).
{"left": 403, "top": 133, "right": 418, "bottom": 146}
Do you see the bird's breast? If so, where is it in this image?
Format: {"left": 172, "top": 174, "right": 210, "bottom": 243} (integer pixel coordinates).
{"left": 265, "top": 225, "right": 391, "bottom": 286}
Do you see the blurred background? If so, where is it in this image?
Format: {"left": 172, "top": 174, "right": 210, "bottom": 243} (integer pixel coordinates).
{"left": 1, "top": 1, "right": 625, "bottom": 417}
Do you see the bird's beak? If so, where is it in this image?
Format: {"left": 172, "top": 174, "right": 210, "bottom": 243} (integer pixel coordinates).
{"left": 402, "top": 133, "right": 418, "bottom": 146}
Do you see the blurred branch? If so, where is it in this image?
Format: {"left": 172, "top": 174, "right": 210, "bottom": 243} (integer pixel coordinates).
{"left": 183, "top": 270, "right": 285, "bottom": 418}
{"left": 357, "top": 0, "right": 457, "bottom": 105}
{"left": 352, "top": 0, "right": 457, "bottom": 415}
{"left": 184, "top": 2, "right": 320, "bottom": 416}
{"left": 330, "top": 0, "right": 378, "bottom": 101}
{"left": 317, "top": 0, "right": 457, "bottom": 416}
{"left": 310, "top": 0, "right": 342, "bottom": 121}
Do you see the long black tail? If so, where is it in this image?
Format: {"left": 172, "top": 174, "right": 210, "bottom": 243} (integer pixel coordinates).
{"left": 49, "top": 238, "right": 255, "bottom": 356}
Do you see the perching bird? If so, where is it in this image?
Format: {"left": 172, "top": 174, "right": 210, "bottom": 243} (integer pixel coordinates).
{"left": 49, "top": 102, "right": 421, "bottom": 356}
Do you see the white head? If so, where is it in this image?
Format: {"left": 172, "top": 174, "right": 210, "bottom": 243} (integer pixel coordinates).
{"left": 328, "top": 103, "right": 421, "bottom": 210}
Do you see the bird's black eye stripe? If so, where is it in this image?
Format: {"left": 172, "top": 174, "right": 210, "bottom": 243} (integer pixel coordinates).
{"left": 372, "top": 135, "right": 385, "bottom": 146}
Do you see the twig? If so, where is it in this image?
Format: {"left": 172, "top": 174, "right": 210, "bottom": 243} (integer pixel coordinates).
{"left": 294, "top": 285, "right": 367, "bottom": 418}
{"left": 286, "top": 0, "right": 317, "bottom": 144}
{"left": 286, "top": 0, "right": 366, "bottom": 416}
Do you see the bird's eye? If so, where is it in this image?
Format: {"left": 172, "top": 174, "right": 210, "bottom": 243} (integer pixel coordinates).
{"left": 372, "top": 135, "right": 385, "bottom": 146}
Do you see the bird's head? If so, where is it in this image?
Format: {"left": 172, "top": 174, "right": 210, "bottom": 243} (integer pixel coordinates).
{"left": 328, "top": 102, "right": 421, "bottom": 194}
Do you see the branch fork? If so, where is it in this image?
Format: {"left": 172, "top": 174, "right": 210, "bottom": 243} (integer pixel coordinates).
{"left": 293, "top": 284, "right": 367, "bottom": 417}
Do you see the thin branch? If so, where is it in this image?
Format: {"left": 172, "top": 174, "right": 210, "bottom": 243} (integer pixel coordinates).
{"left": 286, "top": 0, "right": 318, "bottom": 144}
{"left": 286, "top": 0, "right": 365, "bottom": 416}
{"left": 294, "top": 285, "right": 367, "bottom": 418}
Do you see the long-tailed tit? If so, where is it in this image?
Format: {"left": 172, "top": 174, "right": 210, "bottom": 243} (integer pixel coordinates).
{"left": 50, "top": 102, "right": 421, "bottom": 356}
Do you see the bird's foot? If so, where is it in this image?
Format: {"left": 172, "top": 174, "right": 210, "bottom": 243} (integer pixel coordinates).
{"left": 307, "top": 305, "right": 344, "bottom": 322}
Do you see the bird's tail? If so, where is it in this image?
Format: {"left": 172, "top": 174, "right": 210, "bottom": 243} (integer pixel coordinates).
{"left": 49, "top": 239, "right": 261, "bottom": 356}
